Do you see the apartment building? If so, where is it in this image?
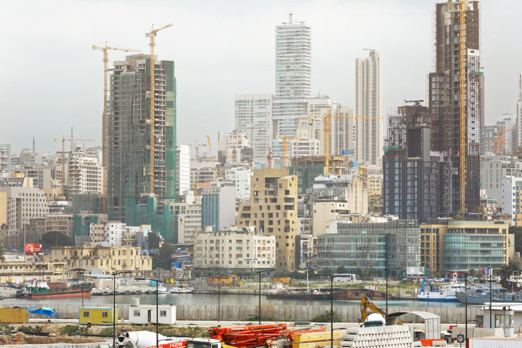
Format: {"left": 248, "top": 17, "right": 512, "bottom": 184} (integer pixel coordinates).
{"left": 236, "top": 169, "right": 298, "bottom": 271}
{"left": 193, "top": 229, "right": 275, "bottom": 271}
{"left": 49, "top": 246, "right": 152, "bottom": 274}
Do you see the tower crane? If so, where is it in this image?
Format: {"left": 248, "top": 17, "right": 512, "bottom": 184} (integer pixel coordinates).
{"left": 459, "top": 0, "right": 468, "bottom": 213}
{"left": 53, "top": 137, "right": 94, "bottom": 199}
{"left": 310, "top": 112, "right": 382, "bottom": 175}
{"left": 145, "top": 24, "right": 172, "bottom": 194}
{"left": 92, "top": 42, "right": 140, "bottom": 213}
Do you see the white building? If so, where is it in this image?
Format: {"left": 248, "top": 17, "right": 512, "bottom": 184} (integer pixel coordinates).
{"left": 68, "top": 152, "right": 103, "bottom": 195}
{"left": 0, "top": 145, "right": 10, "bottom": 178}
{"left": 129, "top": 304, "right": 176, "bottom": 325}
{"left": 223, "top": 131, "right": 250, "bottom": 165}
{"left": 201, "top": 182, "right": 236, "bottom": 232}
{"left": 481, "top": 155, "right": 522, "bottom": 204}
{"left": 89, "top": 222, "right": 143, "bottom": 247}
{"left": 516, "top": 75, "right": 522, "bottom": 147}
{"left": 355, "top": 49, "right": 382, "bottom": 165}
{"left": 234, "top": 94, "right": 273, "bottom": 168}
{"left": 177, "top": 145, "right": 191, "bottom": 197}
{"left": 502, "top": 176, "right": 522, "bottom": 224}
{"left": 0, "top": 184, "right": 49, "bottom": 229}
{"left": 272, "top": 14, "right": 311, "bottom": 139}
{"left": 172, "top": 193, "right": 202, "bottom": 245}
{"left": 194, "top": 229, "right": 276, "bottom": 270}
{"left": 225, "top": 167, "right": 252, "bottom": 201}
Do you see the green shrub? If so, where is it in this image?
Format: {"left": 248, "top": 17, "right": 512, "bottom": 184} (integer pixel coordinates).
{"left": 311, "top": 310, "right": 340, "bottom": 322}
{"left": 60, "top": 325, "right": 80, "bottom": 335}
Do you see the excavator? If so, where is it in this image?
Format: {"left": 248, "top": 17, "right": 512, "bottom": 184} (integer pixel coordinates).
{"left": 360, "top": 296, "right": 386, "bottom": 327}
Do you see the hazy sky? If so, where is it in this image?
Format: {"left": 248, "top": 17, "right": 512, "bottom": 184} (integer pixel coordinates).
{"left": 1, "top": 0, "right": 521, "bottom": 155}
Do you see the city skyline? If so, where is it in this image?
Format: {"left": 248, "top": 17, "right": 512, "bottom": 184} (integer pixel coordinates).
{"left": 2, "top": 0, "right": 522, "bottom": 154}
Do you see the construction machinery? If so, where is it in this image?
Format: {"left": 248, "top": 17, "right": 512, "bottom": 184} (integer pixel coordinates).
{"left": 310, "top": 112, "right": 382, "bottom": 175}
{"left": 92, "top": 42, "right": 139, "bottom": 213}
{"left": 207, "top": 274, "right": 243, "bottom": 287}
{"left": 145, "top": 24, "right": 173, "bottom": 194}
{"left": 53, "top": 136, "right": 94, "bottom": 199}
{"left": 494, "top": 126, "right": 514, "bottom": 155}
{"left": 360, "top": 296, "right": 386, "bottom": 327}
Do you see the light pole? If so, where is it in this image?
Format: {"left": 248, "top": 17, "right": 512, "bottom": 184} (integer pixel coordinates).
{"left": 255, "top": 270, "right": 271, "bottom": 325}
{"left": 489, "top": 266, "right": 493, "bottom": 328}
{"left": 72, "top": 268, "right": 87, "bottom": 308}
{"left": 137, "top": 277, "right": 164, "bottom": 348}
{"left": 112, "top": 270, "right": 132, "bottom": 348}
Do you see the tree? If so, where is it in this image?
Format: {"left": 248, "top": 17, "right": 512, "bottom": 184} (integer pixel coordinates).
{"left": 509, "top": 226, "right": 522, "bottom": 255}
{"left": 336, "top": 265, "right": 347, "bottom": 274}
{"left": 152, "top": 242, "right": 177, "bottom": 269}
{"left": 148, "top": 232, "right": 160, "bottom": 249}
{"left": 499, "top": 259, "right": 521, "bottom": 289}
{"left": 41, "top": 232, "right": 73, "bottom": 249}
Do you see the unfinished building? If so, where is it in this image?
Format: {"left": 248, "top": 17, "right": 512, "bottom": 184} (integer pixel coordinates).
{"left": 429, "top": 0, "right": 482, "bottom": 214}
{"left": 107, "top": 54, "right": 177, "bottom": 228}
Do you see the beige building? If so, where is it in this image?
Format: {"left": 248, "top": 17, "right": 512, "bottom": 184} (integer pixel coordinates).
{"left": 236, "top": 169, "right": 298, "bottom": 271}
{"left": 367, "top": 173, "right": 382, "bottom": 197}
{"left": 0, "top": 260, "right": 66, "bottom": 283}
{"left": 0, "top": 191, "right": 6, "bottom": 226}
{"left": 194, "top": 229, "right": 275, "bottom": 270}
{"left": 48, "top": 245, "right": 152, "bottom": 275}
{"left": 45, "top": 214, "right": 74, "bottom": 237}
{"left": 420, "top": 220, "right": 514, "bottom": 276}
{"left": 68, "top": 152, "right": 103, "bottom": 195}
{"left": 312, "top": 201, "right": 351, "bottom": 236}
{"left": 0, "top": 186, "right": 49, "bottom": 229}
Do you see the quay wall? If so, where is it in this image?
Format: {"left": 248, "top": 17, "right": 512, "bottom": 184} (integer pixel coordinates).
{"left": 24, "top": 303, "right": 483, "bottom": 324}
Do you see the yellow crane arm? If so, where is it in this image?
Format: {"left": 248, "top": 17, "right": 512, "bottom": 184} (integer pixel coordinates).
{"left": 360, "top": 296, "right": 385, "bottom": 322}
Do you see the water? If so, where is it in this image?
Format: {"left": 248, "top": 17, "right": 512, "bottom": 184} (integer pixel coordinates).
{"left": 1, "top": 292, "right": 466, "bottom": 308}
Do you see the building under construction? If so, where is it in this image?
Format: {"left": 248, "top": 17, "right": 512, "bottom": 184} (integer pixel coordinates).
{"left": 429, "top": 0, "right": 482, "bottom": 214}
{"left": 107, "top": 54, "right": 177, "bottom": 237}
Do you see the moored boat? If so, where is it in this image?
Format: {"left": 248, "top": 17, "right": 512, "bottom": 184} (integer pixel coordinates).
{"left": 16, "top": 280, "right": 94, "bottom": 299}
{"left": 418, "top": 279, "right": 465, "bottom": 302}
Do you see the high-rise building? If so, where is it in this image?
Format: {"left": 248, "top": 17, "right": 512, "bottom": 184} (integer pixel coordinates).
{"left": 68, "top": 150, "right": 103, "bottom": 196}
{"left": 234, "top": 94, "right": 273, "bottom": 167}
{"left": 515, "top": 75, "right": 522, "bottom": 148}
{"left": 273, "top": 14, "right": 311, "bottom": 139}
{"left": 428, "top": 0, "right": 482, "bottom": 214}
{"left": 201, "top": 182, "right": 236, "bottom": 232}
{"left": 0, "top": 145, "right": 10, "bottom": 178}
{"left": 176, "top": 145, "right": 191, "bottom": 198}
{"left": 383, "top": 106, "right": 440, "bottom": 223}
{"left": 236, "top": 169, "right": 298, "bottom": 271}
{"left": 355, "top": 49, "right": 382, "bottom": 165}
{"left": 107, "top": 54, "right": 177, "bottom": 221}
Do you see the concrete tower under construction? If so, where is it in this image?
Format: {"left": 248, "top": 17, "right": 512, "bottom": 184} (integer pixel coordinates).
{"left": 429, "top": 0, "right": 482, "bottom": 214}
{"left": 107, "top": 54, "right": 177, "bottom": 222}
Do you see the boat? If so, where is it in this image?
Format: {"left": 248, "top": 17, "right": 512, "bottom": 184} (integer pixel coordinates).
{"left": 418, "top": 279, "right": 465, "bottom": 302}
{"left": 16, "top": 280, "right": 94, "bottom": 299}
{"left": 456, "top": 284, "right": 522, "bottom": 304}
{"left": 170, "top": 286, "right": 193, "bottom": 294}
{"left": 266, "top": 288, "right": 387, "bottom": 300}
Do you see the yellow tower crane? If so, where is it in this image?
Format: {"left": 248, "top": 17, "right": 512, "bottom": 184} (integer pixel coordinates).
{"left": 459, "top": 0, "right": 468, "bottom": 213}
{"left": 310, "top": 112, "right": 382, "bottom": 175}
{"left": 92, "top": 42, "right": 140, "bottom": 213}
{"left": 145, "top": 23, "right": 172, "bottom": 194}
{"left": 53, "top": 137, "right": 94, "bottom": 199}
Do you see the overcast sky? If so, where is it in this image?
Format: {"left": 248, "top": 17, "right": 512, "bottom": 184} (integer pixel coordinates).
{"left": 1, "top": 0, "right": 521, "bottom": 155}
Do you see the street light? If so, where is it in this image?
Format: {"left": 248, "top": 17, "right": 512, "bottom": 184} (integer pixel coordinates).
{"left": 255, "top": 269, "right": 271, "bottom": 325}
{"left": 112, "top": 270, "right": 132, "bottom": 348}
{"left": 136, "top": 276, "right": 165, "bottom": 348}
{"left": 71, "top": 268, "right": 87, "bottom": 308}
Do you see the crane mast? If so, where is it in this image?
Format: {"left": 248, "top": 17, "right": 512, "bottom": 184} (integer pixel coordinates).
{"left": 459, "top": 0, "right": 467, "bottom": 213}
{"left": 145, "top": 24, "right": 172, "bottom": 195}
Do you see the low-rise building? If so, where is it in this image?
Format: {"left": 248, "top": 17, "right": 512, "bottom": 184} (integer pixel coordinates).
{"left": 194, "top": 229, "right": 275, "bottom": 271}
{"left": 45, "top": 214, "right": 74, "bottom": 237}
{"left": 420, "top": 220, "right": 513, "bottom": 275}
{"left": 47, "top": 246, "right": 152, "bottom": 275}
{"left": 0, "top": 260, "right": 66, "bottom": 283}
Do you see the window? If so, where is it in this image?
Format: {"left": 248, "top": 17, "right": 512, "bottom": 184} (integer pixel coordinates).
{"left": 160, "top": 310, "right": 167, "bottom": 317}
{"left": 134, "top": 310, "right": 141, "bottom": 317}
{"left": 102, "top": 311, "right": 109, "bottom": 318}
{"left": 83, "top": 311, "right": 90, "bottom": 317}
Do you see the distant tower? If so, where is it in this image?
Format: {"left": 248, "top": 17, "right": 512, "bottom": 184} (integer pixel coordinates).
{"left": 355, "top": 49, "right": 382, "bottom": 165}
{"left": 515, "top": 75, "right": 522, "bottom": 148}
{"left": 272, "top": 14, "right": 312, "bottom": 138}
